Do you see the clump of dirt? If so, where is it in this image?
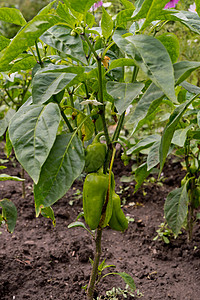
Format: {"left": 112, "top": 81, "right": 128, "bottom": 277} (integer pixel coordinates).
{"left": 0, "top": 150, "right": 200, "bottom": 300}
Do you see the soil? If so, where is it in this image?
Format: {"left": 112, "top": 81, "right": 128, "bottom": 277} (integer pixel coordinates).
{"left": 0, "top": 147, "right": 200, "bottom": 300}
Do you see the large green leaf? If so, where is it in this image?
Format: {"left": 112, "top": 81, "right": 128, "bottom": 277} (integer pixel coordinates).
{"left": 0, "top": 7, "right": 26, "bottom": 26}
{"left": 125, "top": 35, "right": 176, "bottom": 102}
{"left": 32, "top": 65, "right": 83, "bottom": 104}
{"left": 159, "top": 94, "right": 199, "bottom": 174}
{"left": 67, "top": 0, "right": 97, "bottom": 13}
{"left": 130, "top": 0, "right": 169, "bottom": 22}
{"left": 101, "top": 7, "right": 113, "bottom": 40}
{"left": 157, "top": 10, "right": 200, "bottom": 35}
{"left": 56, "top": 2, "right": 77, "bottom": 27}
{"left": 106, "top": 82, "right": 144, "bottom": 115}
{"left": 174, "top": 61, "right": 200, "bottom": 85}
{"left": 164, "top": 184, "right": 189, "bottom": 236}
{"left": 0, "top": 108, "right": 15, "bottom": 137}
{"left": 9, "top": 103, "right": 61, "bottom": 184}
{"left": 0, "top": 14, "right": 61, "bottom": 71}
{"left": 37, "top": 0, "right": 57, "bottom": 15}
{"left": 127, "top": 134, "right": 160, "bottom": 155}
{"left": 127, "top": 83, "right": 164, "bottom": 130}
{"left": 34, "top": 133, "right": 85, "bottom": 216}
{"left": 0, "top": 199, "right": 17, "bottom": 233}
{"left": 0, "top": 35, "right": 10, "bottom": 52}
{"left": 40, "top": 24, "right": 87, "bottom": 64}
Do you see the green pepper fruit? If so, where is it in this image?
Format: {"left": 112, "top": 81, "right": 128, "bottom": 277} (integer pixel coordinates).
{"left": 85, "top": 132, "right": 107, "bottom": 173}
{"left": 109, "top": 192, "right": 128, "bottom": 232}
{"left": 83, "top": 172, "right": 113, "bottom": 230}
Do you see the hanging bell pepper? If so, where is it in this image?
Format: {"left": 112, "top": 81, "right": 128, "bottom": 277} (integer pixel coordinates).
{"left": 85, "top": 132, "right": 107, "bottom": 173}
{"left": 83, "top": 171, "right": 114, "bottom": 230}
{"left": 109, "top": 192, "right": 128, "bottom": 232}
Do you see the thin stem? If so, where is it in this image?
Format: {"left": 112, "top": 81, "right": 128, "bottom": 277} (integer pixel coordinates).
{"left": 35, "top": 40, "right": 43, "bottom": 67}
{"left": 87, "top": 227, "right": 102, "bottom": 300}
{"left": 21, "top": 167, "right": 25, "bottom": 199}
{"left": 53, "top": 95, "right": 74, "bottom": 132}
{"left": 131, "top": 66, "right": 139, "bottom": 83}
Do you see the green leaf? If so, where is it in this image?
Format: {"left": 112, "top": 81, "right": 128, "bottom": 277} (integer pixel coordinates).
{"left": 67, "top": 0, "right": 97, "bottom": 14}
{"left": 135, "top": 163, "right": 151, "bottom": 192}
{"left": 32, "top": 65, "right": 82, "bottom": 104}
{"left": 37, "top": 0, "right": 57, "bottom": 15}
{"left": 56, "top": 2, "right": 77, "bottom": 27}
{"left": 171, "top": 125, "right": 193, "bottom": 147}
{"left": 181, "top": 81, "right": 200, "bottom": 95}
{"left": 9, "top": 103, "right": 61, "bottom": 184}
{"left": 196, "top": 0, "right": 200, "bottom": 16}
{"left": 0, "top": 108, "right": 15, "bottom": 137}
{"left": 34, "top": 133, "right": 85, "bottom": 216}
{"left": 131, "top": 0, "right": 169, "bottom": 22}
{"left": 127, "top": 134, "right": 160, "bottom": 155}
{"left": 40, "top": 25, "right": 87, "bottom": 64}
{"left": 0, "top": 7, "right": 26, "bottom": 26}
{"left": 114, "top": 272, "right": 136, "bottom": 291}
{"left": 127, "top": 83, "right": 164, "bottom": 132}
{"left": 141, "top": 0, "right": 170, "bottom": 29}
{"left": 108, "top": 58, "right": 135, "bottom": 71}
{"left": 5, "top": 130, "right": 13, "bottom": 158}
{"left": 101, "top": 7, "right": 113, "bottom": 40}
{"left": 10, "top": 55, "right": 36, "bottom": 73}
{"left": 164, "top": 184, "right": 189, "bottom": 236}
{"left": 0, "top": 199, "right": 17, "bottom": 233}
{"left": 107, "top": 82, "right": 144, "bottom": 115}
{"left": 0, "top": 14, "right": 62, "bottom": 71}
{"left": 77, "top": 113, "right": 94, "bottom": 141}
{"left": 125, "top": 35, "right": 176, "bottom": 103}
{"left": 68, "top": 221, "right": 87, "bottom": 229}
{"left": 120, "top": 0, "right": 135, "bottom": 9}
{"left": 174, "top": 61, "right": 200, "bottom": 85}
{"left": 159, "top": 94, "right": 199, "bottom": 174}
{"left": 0, "top": 35, "right": 10, "bottom": 52}
{"left": 0, "top": 166, "right": 6, "bottom": 170}
{"left": 41, "top": 207, "right": 55, "bottom": 226}
{"left": 0, "top": 174, "right": 24, "bottom": 181}
{"left": 147, "top": 140, "right": 160, "bottom": 171}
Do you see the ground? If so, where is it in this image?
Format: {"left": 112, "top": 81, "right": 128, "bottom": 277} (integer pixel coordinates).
{"left": 0, "top": 147, "right": 200, "bottom": 300}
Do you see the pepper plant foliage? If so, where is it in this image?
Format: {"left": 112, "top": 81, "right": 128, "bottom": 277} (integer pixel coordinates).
{"left": 1, "top": 0, "right": 200, "bottom": 296}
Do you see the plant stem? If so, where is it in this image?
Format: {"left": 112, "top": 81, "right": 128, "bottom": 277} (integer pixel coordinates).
{"left": 87, "top": 227, "right": 102, "bottom": 300}
{"left": 21, "top": 167, "right": 25, "bottom": 198}
{"left": 131, "top": 66, "right": 139, "bottom": 83}
{"left": 53, "top": 95, "right": 74, "bottom": 132}
{"left": 35, "top": 40, "right": 43, "bottom": 67}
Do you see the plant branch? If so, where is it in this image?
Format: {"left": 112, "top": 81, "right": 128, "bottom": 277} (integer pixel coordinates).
{"left": 87, "top": 227, "right": 102, "bottom": 300}
{"left": 35, "top": 40, "right": 43, "bottom": 67}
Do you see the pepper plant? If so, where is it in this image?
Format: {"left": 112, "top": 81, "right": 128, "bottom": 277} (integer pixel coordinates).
{"left": 0, "top": 0, "right": 200, "bottom": 299}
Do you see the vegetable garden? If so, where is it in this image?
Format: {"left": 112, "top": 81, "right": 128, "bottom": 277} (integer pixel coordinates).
{"left": 0, "top": 0, "right": 200, "bottom": 299}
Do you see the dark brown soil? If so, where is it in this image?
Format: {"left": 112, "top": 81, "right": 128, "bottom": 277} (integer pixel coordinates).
{"left": 0, "top": 148, "right": 200, "bottom": 300}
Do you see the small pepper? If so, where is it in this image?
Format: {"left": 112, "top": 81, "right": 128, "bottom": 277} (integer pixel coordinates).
{"left": 85, "top": 132, "right": 107, "bottom": 173}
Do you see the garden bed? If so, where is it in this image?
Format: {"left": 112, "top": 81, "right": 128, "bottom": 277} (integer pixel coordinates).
{"left": 0, "top": 149, "right": 200, "bottom": 300}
